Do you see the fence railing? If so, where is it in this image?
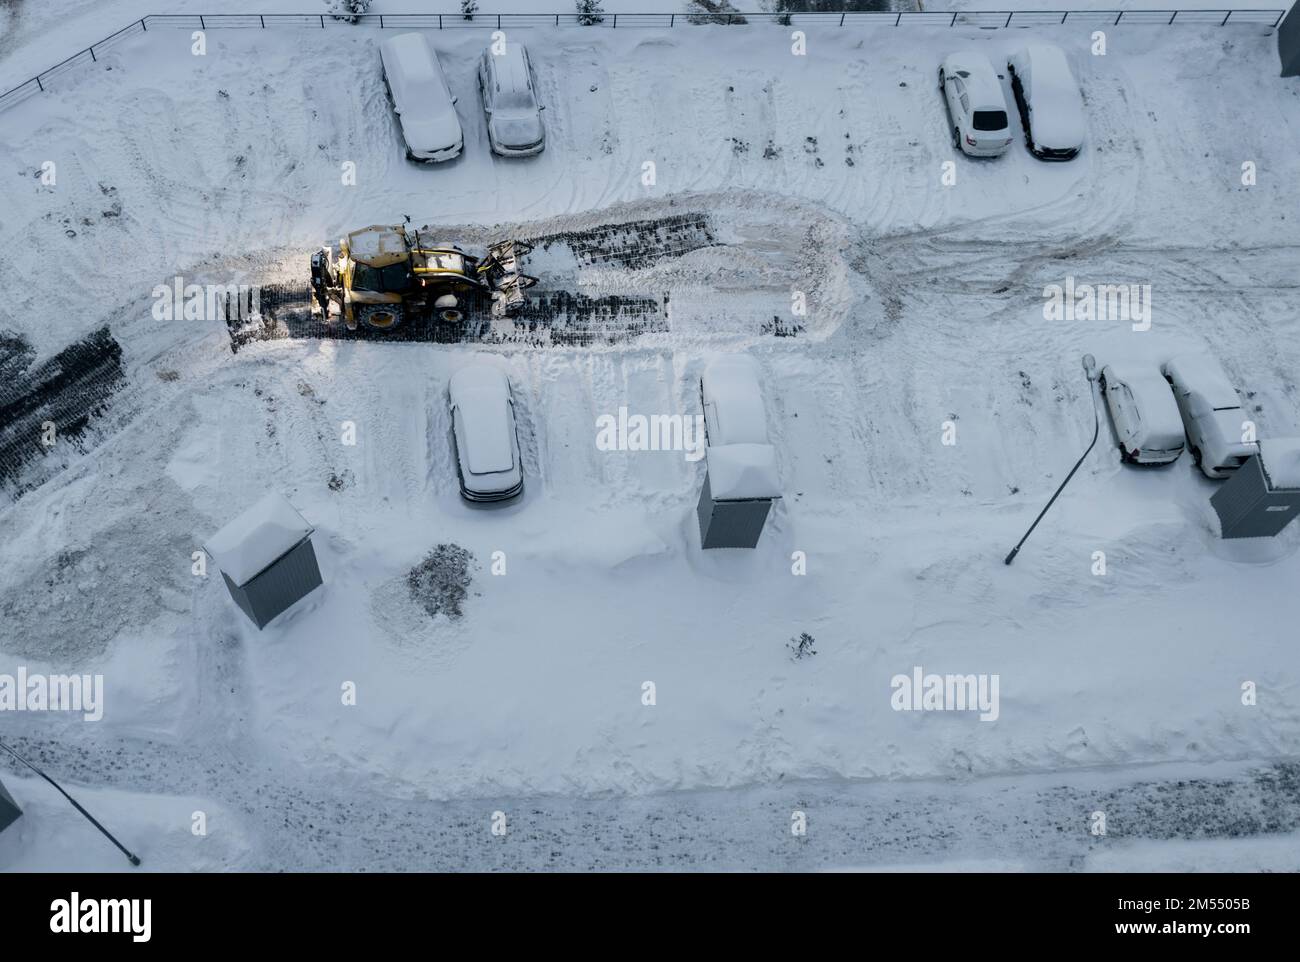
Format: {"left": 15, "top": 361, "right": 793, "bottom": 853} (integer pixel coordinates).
{"left": 0, "top": 9, "right": 1288, "bottom": 114}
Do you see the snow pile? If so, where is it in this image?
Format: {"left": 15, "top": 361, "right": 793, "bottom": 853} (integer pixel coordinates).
{"left": 203, "top": 492, "right": 314, "bottom": 586}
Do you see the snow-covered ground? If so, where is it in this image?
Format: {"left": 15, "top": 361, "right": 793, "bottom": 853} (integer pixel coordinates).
{"left": 2, "top": 11, "right": 1299, "bottom": 870}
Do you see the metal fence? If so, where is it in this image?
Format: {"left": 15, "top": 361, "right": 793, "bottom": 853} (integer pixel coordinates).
{"left": 0, "top": 8, "right": 1288, "bottom": 114}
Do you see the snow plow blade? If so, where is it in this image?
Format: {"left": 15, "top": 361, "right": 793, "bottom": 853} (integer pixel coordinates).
{"left": 478, "top": 240, "right": 539, "bottom": 318}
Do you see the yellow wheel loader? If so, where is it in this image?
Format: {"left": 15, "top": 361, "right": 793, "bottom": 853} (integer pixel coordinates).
{"left": 310, "top": 224, "right": 536, "bottom": 332}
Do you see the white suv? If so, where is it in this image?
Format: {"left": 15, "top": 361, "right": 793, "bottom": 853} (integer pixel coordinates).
{"left": 478, "top": 42, "right": 546, "bottom": 156}
{"left": 939, "top": 52, "right": 1013, "bottom": 157}
{"left": 1162, "top": 355, "right": 1258, "bottom": 479}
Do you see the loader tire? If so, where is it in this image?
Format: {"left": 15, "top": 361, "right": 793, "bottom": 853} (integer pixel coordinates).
{"left": 357, "top": 304, "right": 404, "bottom": 331}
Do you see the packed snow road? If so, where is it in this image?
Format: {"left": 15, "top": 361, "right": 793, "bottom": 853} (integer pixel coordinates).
{"left": 3, "top": 737, "right": 1299, "bottom": 871}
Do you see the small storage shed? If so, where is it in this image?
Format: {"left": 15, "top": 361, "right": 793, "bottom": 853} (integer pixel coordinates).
{"left": 696, "top": 356, "right": 782, "bottom": 549}
{"left": 204, "top": 493, "right": 323, "bottom": 629}
{"left": 0, "top": 775, "right": 21, "bottom": 834}
{"left": 1211, "top": 439, "right": 1300, "bottom": 539}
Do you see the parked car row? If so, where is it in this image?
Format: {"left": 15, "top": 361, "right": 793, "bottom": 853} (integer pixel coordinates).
{"left": 379, "top": 33, "right": 545, "bottom": 163}
{"left": 941, "top": 43, "right": 1084, "bottom": 161}
{"left": 1100, "top": 354, "right": 1258, "bottom": 479}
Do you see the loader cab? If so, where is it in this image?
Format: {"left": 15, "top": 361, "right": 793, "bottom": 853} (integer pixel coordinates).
{"left": 350, "top": 261, "right": 413, "bottom": 294}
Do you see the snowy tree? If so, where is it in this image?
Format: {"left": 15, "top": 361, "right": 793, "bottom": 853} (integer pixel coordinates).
{"left": 326, "top": 0, "right": 372, "bottom": 24}
{"left": 576, "top": 0, "right": 606, "bottom": 26}
{"left": 462, "top": 0, "right": 479, "bottom": 21}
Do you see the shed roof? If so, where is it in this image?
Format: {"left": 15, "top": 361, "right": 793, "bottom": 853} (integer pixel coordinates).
{"left": 1260, "top": 438, "right": 1300, "bottom": 490}
{"left": 204, "top": 493, "right": 314, "bottom": 587}
{"left": 708, "top": 443, "right": 781, "bottom": 501}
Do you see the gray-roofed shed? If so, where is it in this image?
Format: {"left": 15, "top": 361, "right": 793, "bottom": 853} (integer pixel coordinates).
{"left": 205, "top": 493, "right": 323, "bottom": 629}
{"left": 1211, "top": 439, "right": 1300, "bottom": 539}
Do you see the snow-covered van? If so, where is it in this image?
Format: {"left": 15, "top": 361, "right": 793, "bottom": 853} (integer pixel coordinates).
{"left": 1162, "top": 355, "right": 1259, "bottom": 479}
{"left": 380, "top": 33, "right": 463, "bottom": 163}
{"left": 1007, "top": 44, "right": 1085, "bottom": 161}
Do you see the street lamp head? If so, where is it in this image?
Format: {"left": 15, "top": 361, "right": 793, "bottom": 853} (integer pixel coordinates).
{"left": 1082, "top": 353, "right": 1098, "bottom": 381}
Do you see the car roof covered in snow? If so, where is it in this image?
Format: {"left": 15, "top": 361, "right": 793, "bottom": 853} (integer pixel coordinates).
{"left": 707, "top": 443, "right": 781, "bottom": 501}
{"left": 1163, "top": 354, "right": 1241, "bottom": 409}
{"left": 380, "top": 33, "right": 455, "bottom": 119}
{"left": 449, "top": 365, "right": 516, "bottom": 475}
{"left": 943, "top": 51, "right": 1006, "bottom": 110}
{"left": 1009, "top": 43, "right": 1084, "bottom": 150}
{"left": 204, "top": 492, "right": 314, "bottom": 587}
{"left": 382, "top": 33, "right": 443, "bottom": 87}
{"left": 702, "top": 355, "right": 769, "bottom": 447}
{"left": 489, "top": 43, "right": 531, "bottom": 92}
{"left": 1103, "top": 363, "right": 1183, "bottom": 434}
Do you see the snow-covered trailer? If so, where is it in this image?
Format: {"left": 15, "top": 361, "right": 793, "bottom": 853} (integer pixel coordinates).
{"left": 696, "top": 356, "right": 781, "bottom": 549}
{"left": 1211, "top": 439, "right": 1300, "bottom": 539}
{"left": 0, "top": 775, "right": 21, "bottom": 835}
{"left": 204, "top": 493, "right": 323, "bottom": 629}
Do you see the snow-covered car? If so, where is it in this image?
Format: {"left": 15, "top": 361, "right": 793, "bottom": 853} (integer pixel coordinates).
{"left": 1162, "top": 355, "right": 1259, "bottom": 479}
{"left": 701, "top": 355, "right": 772, "bottom": 448}
{"left": 1099, "top": 363, "right": 1185, "bottom": 465}
{"left": 448, "top": 364, "right": 524, "bottom": 502}
{"left": 1006, "top": 44, "right": 1085, "bottom": 161}
{"left": 380, "top": 33, "right": 463, "bottom": 163}
{"left": 938, "top": 51, "right": 1013, "bottom": 157}
{"left": 477, "top": 42, "right": 545, "bottom": 156}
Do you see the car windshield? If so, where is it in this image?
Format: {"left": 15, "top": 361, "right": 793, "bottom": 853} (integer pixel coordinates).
{"left": 420, "top": 252, "right": 466, "bottom": 272}
{"left": 973, "top": 110, "right": 1007, "bottom": 131}
{"left": 497, "top": 88, "right": 534, "bottom": 111}
{"left": 352, "top": 262, "right": 410, "bottom": 293}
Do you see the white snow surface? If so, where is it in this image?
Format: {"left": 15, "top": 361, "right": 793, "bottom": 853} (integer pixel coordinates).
{"left": 1, "top": 12, "right": 1300, "bottom": 871}
{"left": 203, "top": 492, "right": 315, "bottom": 587}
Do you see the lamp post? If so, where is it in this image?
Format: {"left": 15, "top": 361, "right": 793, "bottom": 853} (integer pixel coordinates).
{"left": 1004, "top": 354, "right": 1101, "bottom": 566}
{"left": 0, "top": 739, "right": 141, "bottom": 866}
